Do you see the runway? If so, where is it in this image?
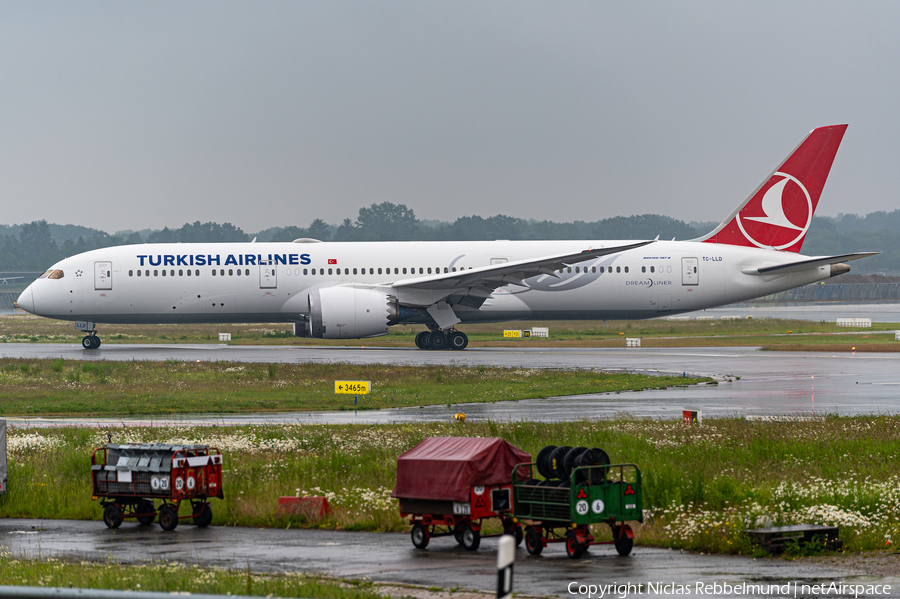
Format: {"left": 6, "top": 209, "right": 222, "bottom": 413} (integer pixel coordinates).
{"left": 2, "top": 344, "right": 899, "bottom": 426}
{"left": 0, "top": 519, "right": 887, "bottom": 597}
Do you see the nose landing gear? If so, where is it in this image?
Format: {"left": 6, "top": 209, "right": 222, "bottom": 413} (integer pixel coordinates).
{"left": 81, "top": 333, "right": 102, "bottom": 350}
{"left": 415, "top": 329, "right": 468, "bottom": 351}
{"left": 77, "top": 321, "right": 101, "bottom": 350}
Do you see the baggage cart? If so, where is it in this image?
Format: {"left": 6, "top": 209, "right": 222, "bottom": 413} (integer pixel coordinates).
{"left": 91, "top": 443, "right": 224, "bottom": 531}
{"left": 512, "top": 461, "right": 643, "bottom": 558}
{"left": 393, "top": 437, "right": 531, "bottom": 550}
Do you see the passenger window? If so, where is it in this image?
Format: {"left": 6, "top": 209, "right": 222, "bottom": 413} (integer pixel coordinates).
{"left": 394, "top": 268, "right": 399, "bottom": 274}
{"left": 137, "top": 270, "right": 141, "bottom": 277}
{"left": 616, "top": 267, "right": 620, "bottom": 273}
{"left": 377, "top": 268, "right": 382, "bottom": 275}
{"left": 245, "top": 269, "right": 249, "bottom": 275}
{"left": 228, "top": 269, "right": 233, "bottom": 276}
{"left": 145, "top": 270, "right": 150, "bottom": 277}
{"left": 303, "top": 269, "right": 308, "bottom": 275}
{"left": 154, "top": 270, "right": 159, "bottom": 276}
{"left": 212, "top": 270, "right": 216, "bottom": 276}
{"left": 220, "top": 269, "right": 225, "bottom": 276}
{"left": 452, "top": 267, "right": 456, "bottom": 272}
{"left": 624, "top": 266, "right": 629, "bottom": 273}
{"left": 328, "top": 268, "right": 333, "bottom": 275}
{"left": 129, "top": 270, "right": 134, "bottom": 277}
{"left": 599, "top": 267, "right": 604, "bottom": 273}
{"left": 592, "top": 267, "right": 596, "bottom": 273}
{"left": 178, "top": 269, "right": 183, "bottom": 276}
{"left": 444, "top": 267, "right": 448, "bottom": 273}
{"left": 236, "top": 269, "right": 241, "bottom": 276}
{"left": 353, "top": 268, "right": 358, "bottom": 275}
{"left": 162, "top": 270, "right": 167, "bottom": 277}
{"left": 187, "top": 270, "right": 191, "bottom": 276}
{"left": 651, "top": 266, "right": 655, "bottom": 273}
{"left": 575, "top": 267, "right": 580, "bottom": 273}
{"left": 642, "top": 266, "right": 646, "bottom": 273}
{"left": 567, "top": 267, "right": 572, "bottom": 273}
{"left": 402, "top": 268, "right": 407, "bottom": 274}
{"left": 369, "top": 268, "right": 374, "bottom": 274}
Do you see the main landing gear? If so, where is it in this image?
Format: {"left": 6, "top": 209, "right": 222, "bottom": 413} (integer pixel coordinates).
{"left": 415, "top": 329, "right": 468, "bottom": 351}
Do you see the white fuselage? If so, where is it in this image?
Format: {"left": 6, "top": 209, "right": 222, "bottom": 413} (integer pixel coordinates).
{"left": 19, "top": 240, "right": 832, "bottom": 327}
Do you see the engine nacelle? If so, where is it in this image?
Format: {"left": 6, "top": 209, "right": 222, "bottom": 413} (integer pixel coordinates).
{"left": 306, "top": 287, "right": 395, "bottom": 339}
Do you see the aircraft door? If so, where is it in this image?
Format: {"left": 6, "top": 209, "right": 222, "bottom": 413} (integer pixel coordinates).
{"left": 260, "top": 262, "right": 277, "bottom": 289}
{"left": 94, "top": 262, "right": 112, "bottom": 290}
{"left": 682, "top": 258, "right": 698, "bottom": 286}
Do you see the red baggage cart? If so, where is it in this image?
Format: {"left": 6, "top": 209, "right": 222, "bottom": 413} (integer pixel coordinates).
{"left": 392, "top": 437, "right": 531, "bottom": 550}
{"left": 91, "top": 443, "right": 224, "bottom": 531}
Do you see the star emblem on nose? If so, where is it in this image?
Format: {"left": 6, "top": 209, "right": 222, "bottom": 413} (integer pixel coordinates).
{"left": 75, "top": 270, "right": 83, "bottom": 277}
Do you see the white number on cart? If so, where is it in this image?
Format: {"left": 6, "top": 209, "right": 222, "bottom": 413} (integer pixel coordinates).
{"left": 576, "top": 500, "right": 589, "bottom": 515}
{"left": 453, "top": 502, "right": 471, "bottom": 515}
{"left": 175, "top": 477, "right": 184, "bottom": 491}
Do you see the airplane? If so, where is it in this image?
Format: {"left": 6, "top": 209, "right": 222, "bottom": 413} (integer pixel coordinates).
{"left": 16, "top": 124, "right": 876, "bottom": 351}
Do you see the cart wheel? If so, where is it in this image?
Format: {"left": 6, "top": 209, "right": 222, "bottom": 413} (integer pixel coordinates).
{"left": 193, "top": 503, "right": 213, "bottom": 528}
{"left": 460, "top": 524, "right": 480, "bottom": 551}
{"left": 502, "top": 519, "right": 524, "bottom": 547}
{"left": 411, "top": 523, "right": 430, "bottom": 549}
{"left": 524, "top": 527, "right": 543, "bottom": 556}
{"left": 535, "top": 446, "right": 557, "bottom": 479}
{"left": 158, "top": 505, "right": 179, "bottom": 531}
{"left": 136, "top": 500, "right": 156, "bottom": 525}
{"left": 565, "top": 531, "right": 584, "bottom": 559}
{"left": 454, "top": 522, "right": 466, "bottom": 545}
{"left": 102, "top": 504, "right": 123, "bottom": 529}
{"left": 614, "top": 524, "right": 634, "bottom": 556}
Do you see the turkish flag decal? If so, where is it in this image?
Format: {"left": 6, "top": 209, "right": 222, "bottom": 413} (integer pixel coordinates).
{"left": 327, "top": 259, "right": 337, "bottom": 265}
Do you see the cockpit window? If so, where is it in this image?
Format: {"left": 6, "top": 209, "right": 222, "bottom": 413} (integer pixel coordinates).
{"left": 48, "top": 270, "right": 64, "bottom": 280}
{"left": 38, "top": 269, "right": 53, "bottom": 279}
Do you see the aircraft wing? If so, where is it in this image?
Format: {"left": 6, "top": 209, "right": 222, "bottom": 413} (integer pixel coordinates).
{"left": 389, "top": 240, "right": 654, "bottom": 310}
{"left": 741, "top": 252, "right": 879, "bottom": 275}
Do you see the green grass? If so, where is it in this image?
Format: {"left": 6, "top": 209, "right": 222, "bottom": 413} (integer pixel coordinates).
{"left": 0, "top": 358, "right": 697, "bottom": 416}
{"left": 2, "top": 313, "right": 897, "bottom": 350}
{"left": 0, "top": 554, "right": 384, "bottom": 598}
{"left": 3, "top": 417, "right": 900, "bottom": 555}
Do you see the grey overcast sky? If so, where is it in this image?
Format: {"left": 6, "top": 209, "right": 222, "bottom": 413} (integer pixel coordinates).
{"left": 1, "top": 1, "right": 898, "bottom": 233}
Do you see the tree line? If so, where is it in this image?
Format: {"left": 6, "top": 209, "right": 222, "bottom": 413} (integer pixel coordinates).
{"left": 1, "top": 202, "right": 897, "bottom": 273}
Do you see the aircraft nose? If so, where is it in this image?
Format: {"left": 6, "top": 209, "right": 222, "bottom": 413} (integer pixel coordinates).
{"left": 16, "top": 285, "right": 35, "bottom": 314}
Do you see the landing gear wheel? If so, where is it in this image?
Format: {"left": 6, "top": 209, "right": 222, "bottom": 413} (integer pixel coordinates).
{"left": 136, "top": 500, "right": 156, "bottom": 525}
{"left": 614, "top": 524, "right": 634, "bottom": 556}
{"left": 525, "top": 526, "right": 543, "bottom": 555}
{"left": 448, "top": 331, "right": 468, "bottom": 350}
{"left": 82, "top": 335, "right": 100, "bottom": 350}
{"left": 193, "top": 503, "right": 213, "bottom": 527}
{"left": 428, "top": 331, "right": 447, "bottom": 350}
{"left": 158, "top": 505, "right": 179, "bottom": 531}
{"left": 460, "top": 524, "right": 480, "bottom": 551}
{"left": 565, "top": 531, "right": 584, "bottom": 559}
{"left": 503, "top": 520, "right": 523, "bottom": 546}
{"left": 102, "top": 504, "right": 123, "bottom": 529}
{"left": 411, "top": 522, "right": 430, "bottom": 549}
{"left": 415, "top": 332, "right": 429, "bottom": 349}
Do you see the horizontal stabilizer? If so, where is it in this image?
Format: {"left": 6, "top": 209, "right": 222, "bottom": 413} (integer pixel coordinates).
{"left": 741, "top": 252, "right": 879, "bottom": 276}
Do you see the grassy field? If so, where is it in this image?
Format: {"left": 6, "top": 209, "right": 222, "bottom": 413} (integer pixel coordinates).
{"left": 2, "top": 313, "right": 898, "bottom": 350}
{"left": 0, "top": 554, "right": 384, "bottom": 598}
{"left": 2, "top": 418, "right": 898, "bottom": 556}
{"left": 0, "top": 358, "right": 696, "bottom": 416}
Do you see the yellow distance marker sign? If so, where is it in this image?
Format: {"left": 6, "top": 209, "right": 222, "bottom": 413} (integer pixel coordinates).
{"left": 503, "top": 330, "right": 522, "bottom": 338}
{"left": 335, "top": 381, "right": 371, "bottom": 394}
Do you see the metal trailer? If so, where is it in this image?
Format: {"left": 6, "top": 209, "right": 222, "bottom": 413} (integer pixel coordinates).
{"left": 0, "top": 418, "right": 6, "bottom": 496}
{"left": 511, "top": 462, "right": 643, "bottom": 559}
{"left": 91, "top": 443, "right": 223, "bottom": 531}
{"left": 399, "top": 483, "right": 523, "bottom": 551}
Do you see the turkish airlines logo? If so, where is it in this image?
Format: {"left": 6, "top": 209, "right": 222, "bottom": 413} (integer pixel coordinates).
{"left": 736, "top": 172, "right": 812, "bottom": 250}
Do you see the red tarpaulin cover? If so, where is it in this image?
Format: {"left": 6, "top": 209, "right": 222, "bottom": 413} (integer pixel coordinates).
{"left": 392, "top": 437, "right": 532, "bottom": 502}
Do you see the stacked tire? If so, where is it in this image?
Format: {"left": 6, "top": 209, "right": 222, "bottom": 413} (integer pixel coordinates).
{"left": 534, "top": 445, "right": 610, "bottom": 485}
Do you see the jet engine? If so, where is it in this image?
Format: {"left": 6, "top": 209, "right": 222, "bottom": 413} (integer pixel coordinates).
{"left": 299, "top": 287, "right": 397, "bottom": 339}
